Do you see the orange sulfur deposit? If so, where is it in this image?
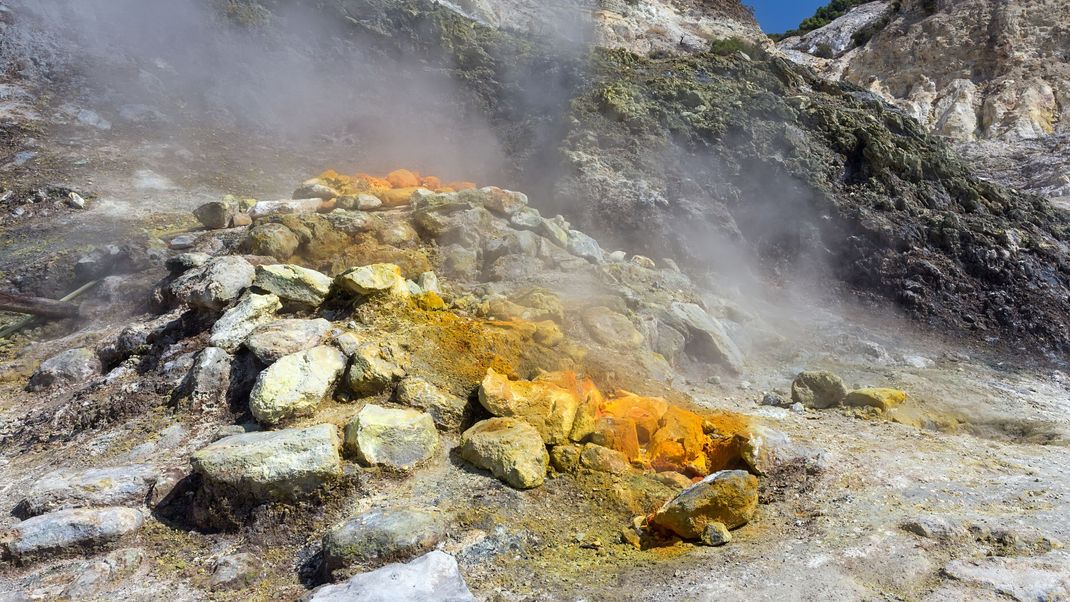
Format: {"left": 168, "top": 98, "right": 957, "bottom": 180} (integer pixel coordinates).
{"left": 488, "top": 370, "right": 751, "bottom": 480}
{"left": 316, "top": 168, "right": 477, "bottom": 207}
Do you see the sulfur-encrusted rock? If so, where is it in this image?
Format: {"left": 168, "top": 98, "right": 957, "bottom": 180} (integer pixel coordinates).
{"left": 347, "top": 341, "right": 407, "bottom": 397}
{"left": 193, "top": 199, "right": 237, "bottom": 230}
{"left": 190, "top": 424, "right": 342, "bottom": 501}
{"left": 844, "top": 387, "right": 908, "bottom": 411}
{"left": 208, "top": 292, "right": 281, "bottom": 351}
{"left": 336, "top": 263, "right": 410, "bottom": 298}
{"left": 791, "top": 371, "right": 847, "bottom": 409}
{"left": 700, "top": 521, "right": 732, "bottom": 546}
{"left": 309, "top": 551, "right": 474, "bottom": 602}
{"left": 248, "top": 346, "right": 346, "bottom": 425}
{"left": 252, "top": 264, "right": 332, "bottom": 306}
{"left": 243, "top": 318, "right": 331, "bottom": 364}
{"left": 459, "top": 418, "right": 549, "bottom": 489}
{"left": 582, "top": 306, "right": 645, "bottom": 349}
{"left": 344, "top": 405, "right": 439, "bottom": 470}
{"left": 2, "top": 507, "right": 144, "bottom": 561}
{"left": 395, "top": 377, "right": 468, "bottom": 430}
{"left": 245, "top": 223, "right": 300, "bottom": 259}
{"left": 478, "top": 369, "right": 579, "bottom": 445}
{"left": 169, "top": 255, "right": 255, "bottom": 311}
{"left": 322, "top": 507, "right": 445, "bottom": 572}
{"left": 15, "top": 465, "right": 160, "bottom": 518}
{"left": 651, "top": 470, "right": 759, "bottom": 539}
{"left": 28, "top": 348, "right": 101, "bottom": 391}
{"left": 579, "top": 443, "right": 632, "bottom": 475}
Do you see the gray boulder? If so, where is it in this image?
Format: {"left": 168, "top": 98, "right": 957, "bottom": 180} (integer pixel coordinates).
{"left": 668, "top": 302, "right": 744, "bottom": 373}
{"left": 15, "top": 465, "right": 159, "bottom": 518}
{"left": 244, "top": 318, "right": 331, "bottom": 364}
{"left": 322, "top": 507, "right": 445, "bottom": 572}
{"left": 791, "top": 370, "right": 847, "bottom": 409}
{"left": 309, "top": 551, "right": 474, "bottom": 602}
{"left": 1, "top": 507, "right": 144, "bottom": 561}
{"left": 566, "top": 229, "right": 604, "bottom": 263}
{"left": 253, "top": 264, "right": 332, "bottom": 306}
{"left": 249, "top": 346, "right": 347, "bottom": 426}
{"left": 209, "top": 552, "right": 261, "bottom": 590}
{"left": 344, "top": 405, "right": 439, "bottom": 470}
{"left": 245, "top": 223, "right": 300, "bottom": 259}
{"left": 181, "top": 347, "right": 232, "bottom": 411}
{"left": 190, "top": 424, "right": 342, "bottom": 501}
{"left": 28, "top": 348, "right": 101, "bottom": 391}
{"left": 395, "top": 377, "right": 467, "bottom": 430}
{"left": 209, "top": 292, "right": 281, "bottom": 351}
{"left": 193, "top": 199, "right": 237, "bottom": 230}
{"left": 347, "top": 341, "right": 407, "bottom": 397}
{"left": 169, "top": 255, "right": 255, "bottom": 311}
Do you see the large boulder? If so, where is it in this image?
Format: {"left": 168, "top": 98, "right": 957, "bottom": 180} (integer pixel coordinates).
{"left": 248, "top": 346, "right": 346, "bottom": 426}
{"left": 245, "top": 223, "right": 300, "bottom": 259}
{"left": 252, "top": 264, "right": 332, "bottom": 306}
{"left": 477, "top": 369, "right": 579, "bottom": 445}
{"left": 244, "top": 318, "right": 331, "bottom": 364}
{"left": 28, "top": 348, "right": 101, "bottom": 391}
{"left": 190, "top": 424, "right": 342, "bottom": 501}
{"left": 193, "top": 199, "right": 237, "bottom": 230}
{"left": 15, "top": 465, "right": 160, "bottom": 518}
{"left": 180, "top": 347, "right": 232, "bottom": 410}
{"left": 395, "top": 377, "right": 468, "bottom": 430}
{"left": 458, "top": 418, "right": 549, "bottom": 489}
{"left": 1, "top": 507, "right": 144, "bottom": 561}
{"left": 169, "top": 255, "right": 255, "bottom": 311}
{"left": 650, "top": 470, "right": 759, "bottom": 539}
{"left": 208, "top": 292, "right": 282, "bottom": 351}
{"left": 347, "top": 340, "right": 407, "bottom": 397}
{"left": 667, "top": 302, "right": 744, "bottom": 373}
{"left": 309, "top": 551, "right": 474, "bottom": 602}
{"left": 791, "top": 371, "right": 847, "bottom": 409}
{"left": 344, "top": 405, "right": 439, "bottom": 470}
{"left": 581, "top": 306, "right": 645, "bottom": 349}
{"left": 322, "top": 507, "right": 445, "bottom": 572}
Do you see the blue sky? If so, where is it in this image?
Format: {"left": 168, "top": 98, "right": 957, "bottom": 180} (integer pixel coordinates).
{"left": 745, "top": 1, "right": 827, "bottom": 34}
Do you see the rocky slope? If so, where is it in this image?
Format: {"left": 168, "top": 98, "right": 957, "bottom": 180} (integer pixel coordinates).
{"left": 777, "top": 0, "right": 1070, "bottom": 203}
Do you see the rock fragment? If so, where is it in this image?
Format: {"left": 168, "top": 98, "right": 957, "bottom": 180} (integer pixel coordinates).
{"left": 248, "top": 346, "right": 346, "bottom": 425}
{"left": 667, "top": 302, "right": 744, "bottom": 372}
{"left": 578, "top": 443, "right": 632, "bottom": 474}
{"left": 15, "top": 465, "right": 159, "bottom": 518}
{"left": 844, "top": 387, "right": 907, "bottom": 411}
{"left": 208, "top": 292, "right": 281, "bottom": 351}
{"left": 344, "top": 405, "right": 439, "bottom": 470}
{"left": 791, "top": 371, "right": 847, "bottom": 409}
{"left": 252, "top": 264, "right": 332, "bottom": 306}
{"left": 244, "top": 318, "right": 331, "bottom": 364}
{"left": 193, "top": 199, "right": 237, "bottom": 230}
{"left": 459, "top": 417, "right": 549, "bottom": 489}
{"left": 336, "top": 263, "right": 410, "bottom": 298}
{"left": 395, "top": 377, "right": 468, "bottom": 430}
{"left": 245, "top": 223, "right": 300, "bottom": 259}
{"left": 169, "top": 255, "right": 255, "bottom": 311}
{"left": 309, "top": 551, "right": 474, "bottom": 602}
{"left": 322, "top": 507, "right": 445, "bottom": 572}
{"left": 347, "top": 341, "right": 407, "bottom": 396}
{"left": 209, "top": 553, "right": 261, "bottom": 590}
{"left": 478, "top": 369, "right": 579, "bottom": 445}
{"left": 582, "top": 306, "right": 645, "bottom": 349}
{"left": 651, "top": 470, "right": 759, "bottom": 539}
{"left": 190, "top": 424, "right": 342, "bottom": 501}
{"left": 2, "top": 507, "right": 144, "bottom": 561}
{"left": 28, "top": 348, "right": 101, "bottom": 391}
{"left": 180, "top": 346, "right": 232, "bottom": 410}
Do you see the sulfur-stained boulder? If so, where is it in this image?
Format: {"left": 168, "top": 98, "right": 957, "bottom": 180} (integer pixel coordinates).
{"left": 844, "top": 388, "right": 908, "bottom": 411}
{"left": 245, "top": 223, "right": 300, "bottom": 260}
{"left": 649, "top": 405, "right": 710, "bottom": 474}
{"left": 587, "top": 416, "right": 641, "bottom": 461}
{"left": 190, "top": 424, "right": 342, "bottom": 502}
{"left": 244, "top": 318, "right": 331, "bottom": 364}
{"left": 252, "top": 264, "right": 332, "bottom": 306}
{"left": 322, "top": 507, "right": 445, "bottom": 572}
{"left": 209, "top": 292, "right": 281, "bottom": 351}
{"left": 169, "top": 256, "right": 255, "bottom": 311}
{"left": 581, "top": 306, "right": 645, "bottom": 349}
{"left": 193, "top": 199, "right": 237, "bottom": 230}
{"left": 791, "top": 371, "right": 847, "bottom": 409}
{"left": 344, "top": 405, "right": 439, "bottom": 470}
{"left": 601, "top": 394, "right": 668, "bottom": 442}
{"left": 347, "top": 341, "right": 408, "bottom": 397}
{"left": 650, "top": 470, "right": 759, "bottom": 539}
{"left": 395, "top": 377, "right": 468, "bottom": 430}
{"left": 2, "top": 507, "right": 144, "bottom": 562}
{"left": 579, "top": 443, "right": 632, "bottom": 475}
{"left": 459, "top": 418, "right": 549, "bottom": 489}
{"left": 248, "top": 346, "right": 346, "bottom": 426}
{"left": 336, "top": 263, "right": 410, "bottom": 298}
{"left": 478, "top": 369, "right": 579, "bottom": 445}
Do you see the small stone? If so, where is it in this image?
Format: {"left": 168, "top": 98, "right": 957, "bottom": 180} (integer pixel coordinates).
{"left": 253, "top": 264, "right": 332, "bottom": 306}
{"left": 244, "top": 318, "right": 331, "bottom": 364}
{"left": 231, "top": 213, "right": 252, "bottom": 227}
{"left": 322, "top": 507, "right": 445, "bottom": 572}
{"left": 760, "top": 392, "right": 787, "bottom": 407}
{"left": 66, "top": 191, "right": 87, "bottom": 209}
{"left": 699, "top": 521, "right": 732, "bottom": 546}
{"left": 344, "top": 405, "right": 439, "bottom": 470}
{"left": 901, "top": 516, "right": 965, "bottom": 541}
{"left": 459, "top": 418, "right": 549, "bottom": 489}
{"left": 844, "top": 387, "right": 908, "bottom": 411}
{"left": 336, "top": 263, "right": 410, "bottom": 298}
{"left": 15, "top": 465, "right": 159, "bottom": 518}
{"left": 28, "top": 348, "right": 101, "bottom": 391}
{"left": 169, "top": 234, "right": 198, "bottom": 250}
{"left": 630, "top": 255, "right": 656, "bottom": 269}
{"left": 480, "top": 187, "right": 528, "bottom": 216}
{"left": 247, "top": 198, "right": 323, "bottom": 219}
{"left": 190, "top": 424, "right": 342, "bottom": 502}
{"left": 347, "top": 341, "right": 407, "bottom": 397}
{"left": 61, "top": 548, "right": 145, "bottom": 599}
{"left": 208, "top": 292, "right": 281, "bottom": 351}
{"left": 193, "top": 199, "right": 237, "bottom": 230}
{"left": 1, "top": 507, "right": 144, "bottom": 561}
{"left": 651, "top": 470, "right": 759, "bottom": 539}
{"left": 248, "top": 346, "right": 346, "bottom": 425}
{"left": 654, "top": 471, "right": 694, "bottom": 489}
{"left": 395, "top": 377, "right": 467, "bottom": 430}
{"left": 607, "top": 250, "right": 627, "bottom": 263}
{"left": 337, "top": 193, "right": 383, "bottom": 211}
{"left": 791, "top": 371, "right": 847, "bottom": 409}
{"left": 549, "top": 444, "right": 582, "bottom": 473}
{"left": 245, "top": 223, "right": 300, "bottom": 260}
{"left": 293, "top": 179, "right": 339, "bottom": 200}
{"left": 309, "top": 551, "right": 474, "bottom": 602}
{"left": 416, "top": 271, "right": 440, "bottom": 294}
{"left": 209, "top": 552, "right": 261, "bottom": 590}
